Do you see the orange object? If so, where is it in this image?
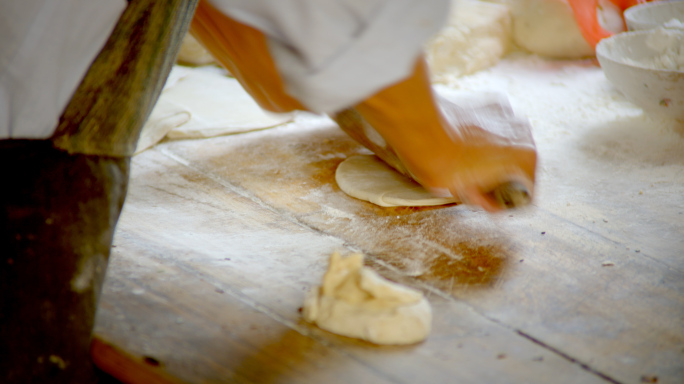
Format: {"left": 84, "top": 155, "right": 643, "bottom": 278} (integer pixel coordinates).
{"left": 354, "top": 59, "right": 537, "bottom": 211}
{"left": 567, "top": 0, "right": 653, "bottom": 49}
{"left": 190, "top": 0, "right": 305, "bottom": 113}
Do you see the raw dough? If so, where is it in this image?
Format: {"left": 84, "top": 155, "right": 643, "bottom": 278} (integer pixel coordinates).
{"left": 164, "top": 68, "right": 293, "bottom": 139}
{"left": 335, "top": 90, "right": 535, "bottom": 208}
{"left": 485, "top": 0, "right": 623, "bottom": 59}
{"left": 335, "top": 155, "right": 457, "bottom": 207}
{"left": 426, "top": 0, "right": 512, "bottom": 80}
{"left": 136, "top": 65, "right": 293, "bottom": 151}
{"left": 303, "top": 252, "right": 432, "bottom": 345}
{"left": 502, "top": 0, "right": 594, "bottom": 58}
{"left": 134, "top": 102, "right": 190, "bottom": 154}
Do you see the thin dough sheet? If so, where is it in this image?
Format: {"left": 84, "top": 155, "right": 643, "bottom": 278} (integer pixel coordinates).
{"left": 136, "top": 66, "right": 293, "bottom": 154}
{"left": 164, "top": 68, "right": 293, "bottom": 139}
{"left": 335, "top": 155, "right": 457, "bottom": 207}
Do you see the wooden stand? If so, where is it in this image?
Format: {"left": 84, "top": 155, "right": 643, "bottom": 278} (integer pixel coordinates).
{"left": 0, "top": 0, "right": 197, "bottom": 382}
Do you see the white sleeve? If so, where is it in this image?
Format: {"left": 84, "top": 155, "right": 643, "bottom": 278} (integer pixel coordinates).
{"left": 0, "top": 0, "right": 126, "bottom": 139}
{"left": 208, "top": 0, "right": 450, "bottom": 113}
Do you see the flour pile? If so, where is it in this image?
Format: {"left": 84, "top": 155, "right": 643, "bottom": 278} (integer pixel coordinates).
{"left": 639, "top": 27, "right": 684, "bottom": 71}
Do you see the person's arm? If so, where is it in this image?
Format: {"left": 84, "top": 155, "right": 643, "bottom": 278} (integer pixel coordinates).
{"left": 190, "top": 0, "right": 305, "bottom": 113}
{"left": 190, "top": 0, "right": 537, "bottom": 211}
{"left": 354, "top": 58, "right": 537, "bottom": 212}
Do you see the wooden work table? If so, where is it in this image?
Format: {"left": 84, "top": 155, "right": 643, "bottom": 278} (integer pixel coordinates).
{"left": 93, "top": 56, "right": 684, "bottom": 384}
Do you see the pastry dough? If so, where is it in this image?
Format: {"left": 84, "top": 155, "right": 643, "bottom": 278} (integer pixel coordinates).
{"left": 136, "top": 66, "right": 293, "bottom": 153}
{"left": 303, "top": 252, "right": 432, "bottom": 345}
{"left": 134, "top": 102, "right": 190, "bottom": 154}
{"left": 335, "top": 155, "right": 456, "bottom": 207}
{"left": 163, "top": 68, "right": 293, "bottom": 139}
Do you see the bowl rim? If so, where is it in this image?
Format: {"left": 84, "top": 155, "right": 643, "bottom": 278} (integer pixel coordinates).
{"left": 596, "top": 30, "right": 684, "bottom": 74}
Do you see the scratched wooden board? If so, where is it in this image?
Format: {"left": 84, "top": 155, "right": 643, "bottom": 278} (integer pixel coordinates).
{"left": 95, "top": 59, "right": 684, "bottom": 383}
{"left": 96, "top": 147, "right": 605, "bottom": 383}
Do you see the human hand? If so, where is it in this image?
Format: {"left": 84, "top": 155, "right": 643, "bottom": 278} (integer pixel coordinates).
{"left": 353, "top": 59, "right": 537, "bottom": 212}
{"left": 417, "top": 92, "right": 537, "bottom": 212}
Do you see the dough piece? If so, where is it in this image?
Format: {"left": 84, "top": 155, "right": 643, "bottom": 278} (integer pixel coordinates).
{"left": 487, "top": 0, "right": 594, "bottom": 59}
{"left": 176, "top": 34, "right": 216, "bottom": 66}
{"left": 303, "top": 252, "right": 432, "bottom": 345}
{"left": 136, "top": 66, "right": 293, "bottom": 151}
{"left": 426, "top": 0, "right": 512, "bottom": 80}
{"left": 134, "top": 101, "right": 190, "bottom": 154}
{"left": 335, "top": 155, "right": 457, "bottom": 207}
{"left": 162, "top": 67, "right": 293, "bottom": 139}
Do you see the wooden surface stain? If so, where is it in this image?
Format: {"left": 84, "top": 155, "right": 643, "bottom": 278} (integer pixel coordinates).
{"left": 94, "top": 63, "right": 684, "bottom": 383}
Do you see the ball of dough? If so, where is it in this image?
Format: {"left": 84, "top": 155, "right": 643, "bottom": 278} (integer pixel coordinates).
{"left": 488, "top": 0, "right": 594, "bottom": 59}
{"left": 515, "top": 0, "right": 593, "bottom": 58}
{"left": 303, "top": 252, "right": 432, "bottom": 345}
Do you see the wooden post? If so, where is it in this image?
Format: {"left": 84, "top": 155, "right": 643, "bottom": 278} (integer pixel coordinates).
{"left": 1, "top": 0, "right": 198, "bottom": 383}
{"left": 51, "top": 0, "right": 198, "bottom": 157}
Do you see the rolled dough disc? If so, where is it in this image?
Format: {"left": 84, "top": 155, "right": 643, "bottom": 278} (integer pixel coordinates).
{"left": 136, "top": 65, "right": 293, "bottom": 152}
{"left": 335, "top": 155, "right": 457, "bottom": 207}
{"left": 303, "top": 252, "right": 432, "bottom": 345}
{"left": 163, "top": 68, "right": 293, "bottom": 139}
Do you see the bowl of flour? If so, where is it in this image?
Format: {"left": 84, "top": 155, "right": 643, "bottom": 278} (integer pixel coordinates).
{"left": 597, "top": 27, "right": 684, "bottom": 120}
{"left": 624, "top": 1, "right": 684, "bottom": 31}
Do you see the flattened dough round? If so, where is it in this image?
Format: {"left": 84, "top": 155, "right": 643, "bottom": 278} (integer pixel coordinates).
{"left": 163, "top": 69, "right": 293, "bottom": 139}
{"left": 335, "top": 155, "right": 456, "bottom": 207}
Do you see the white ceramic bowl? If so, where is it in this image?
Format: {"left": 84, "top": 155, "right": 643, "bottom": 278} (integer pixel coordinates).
{"left": 624, "top": 1, "right": 684, "bottom": 31}
{"left": 596, "top": 30, "right": 684, "bottom": 120}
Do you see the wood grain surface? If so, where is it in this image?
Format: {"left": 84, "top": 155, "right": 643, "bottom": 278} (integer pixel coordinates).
{"left": 94, "top": 58, "right": 684, "bottom": 384}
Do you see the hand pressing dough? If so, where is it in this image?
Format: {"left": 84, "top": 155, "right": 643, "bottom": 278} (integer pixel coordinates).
{"left": 335, "top": 90, "right": 535, "bottom": 208}
{"left": 303, "top": 252, "right": 432, "bottom": 345}
{"left": 335, "top": 155, "right": 457, "bottom": 207}
{"left": 426, "top": 0, "right": 512, "bottom": 80}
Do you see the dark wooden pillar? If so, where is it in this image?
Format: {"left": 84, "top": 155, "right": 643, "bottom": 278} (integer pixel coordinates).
{"left": 0, "top": 0, "right": 198, "bottom": 382}
{"left": 52, "top": 0, "right": 198, "bottom": 157}
{"left": 0, "top": 141, "right": 130, "bottom": 383}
